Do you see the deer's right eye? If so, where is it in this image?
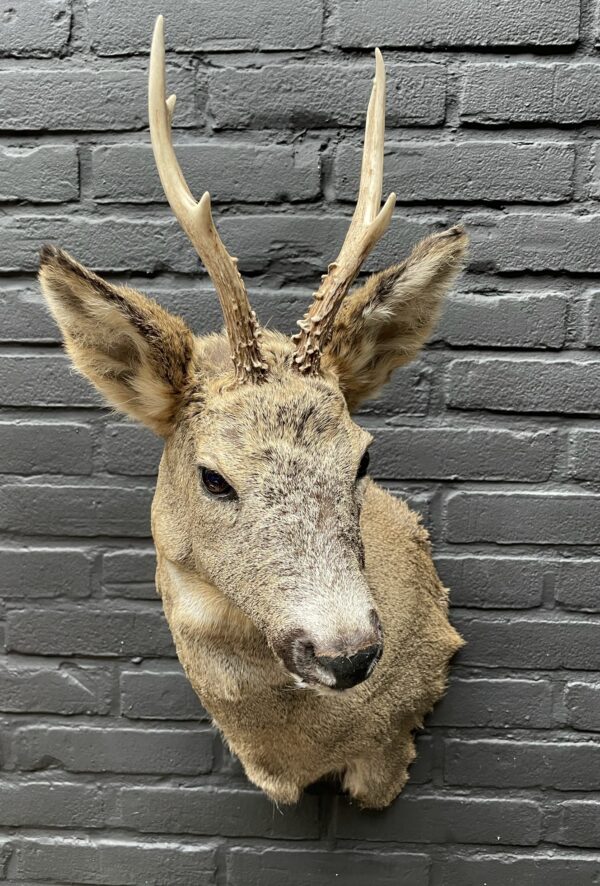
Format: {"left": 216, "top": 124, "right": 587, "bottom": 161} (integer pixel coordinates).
{"left": 200, "top": 467, "right": 236, "bottom": 499}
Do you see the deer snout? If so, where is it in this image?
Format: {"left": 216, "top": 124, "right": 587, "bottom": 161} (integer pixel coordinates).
{"left": 278, "top": 610, "right": 383, "bottom": 690}
{"left": 315, "top": 642, "right": 382, "bottom": 690}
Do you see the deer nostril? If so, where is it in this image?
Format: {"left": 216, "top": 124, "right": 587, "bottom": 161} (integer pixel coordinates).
{"left": 273, "top": 630, "right": 317, "bottom": 677}
{"left": 294, "top": 636, "right": 315, "bottom": 663}
{"left": 316, "top": 641, "right": 382, "bottom": 690}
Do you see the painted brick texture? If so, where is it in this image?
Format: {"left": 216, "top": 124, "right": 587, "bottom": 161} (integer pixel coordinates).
{"left": 0, "top": 1, "right": 599, "bottom": 884}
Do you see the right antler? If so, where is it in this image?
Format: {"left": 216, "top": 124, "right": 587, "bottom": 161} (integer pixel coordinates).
{"left": 292, "top": 49, "right": 396, "bottom": 375}
{"left": 148, "top": 15, "right": 267, "bottom": 384}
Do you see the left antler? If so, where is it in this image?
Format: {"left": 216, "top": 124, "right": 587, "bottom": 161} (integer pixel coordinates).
{"left": 292, "top": 49, "right": 396, "bottom": 375}
{"left": 149, "top": 15, "right": 267, "bottom": 384}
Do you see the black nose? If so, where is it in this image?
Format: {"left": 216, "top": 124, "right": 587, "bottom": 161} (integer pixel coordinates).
{"left": 316, "top": 643, "right": 382, "bottom": 690}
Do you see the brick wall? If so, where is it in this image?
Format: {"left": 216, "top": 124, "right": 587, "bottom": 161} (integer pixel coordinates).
{"left": 1, "top": 0, "right": 599, "bottom": 883}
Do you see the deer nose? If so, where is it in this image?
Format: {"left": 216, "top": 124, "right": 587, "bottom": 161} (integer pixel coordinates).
{"left": 276, "top": 611, "right": 383, "bottom": 689}
{"left": 315, "top": 642, "right": 382, "bottom": 689}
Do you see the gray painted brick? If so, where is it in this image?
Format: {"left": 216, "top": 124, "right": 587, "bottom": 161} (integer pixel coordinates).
{"left": 6, "top": 607, "right": 174, "bottom": 657}
{"left": 103, "top": 549, "right": 156, "bottom": 584}
{"left": 102, "top": 551, "right": 157, "bottom": 600}
{"left": 336, "top": 0, "right": 579, "bottom": 47}
{"left": 0, "top": 66, "right": 200, "bottom": 131}
{"left": 372, "top": 427, "right": 556, "bottom": 482}
{"left": 214, "top": 214, "right": 439, "bottom": 280}
{"left": 433, "top": 293, "right": 568, "bottom": 349}
{"left": 454, "top": 615, "right": 600, "bottom": 669}
{"left": 406, "top": 735, "right": 433, "bottom": 785}
{"left": 0, "top": 660, "right": 111, "bottom": 714}
{"left": 0, "top": 216, "right": 195, "bottom": 274}
{"left": 0, "top": 547, "right": 94, "bottom": 599}
{"left": 0, "top": 780, "right": 104, "bottom": 828}
{"left": 446, "top": 357, "right": 600, "bottom": 415}
{"left": 444, "top": 490, "right": 600, "bottom": 545}
{"left": 0, "top": 838, "right": 11, "bottom": 878}
{"left": 0, "top": 483, "right": 152, "bottom": 537}
{"left": 568, "top": 429, "right": 600, "bottom": 481}
{"left": 472, "top": 213, "right": 600, "bottom": 274}
{"left": 119, "top": 785, "right": 319, "bottom": 838}
{"left": 14, "top": 724, "right": 214, "bottom": 775}
{"left": 0, "top": 421, "right": 92, "bottom": 475}
{"left": 555, "top": 560, "right": 600, "bottom": 612}
{"left": 336, "top": 142, "right": 574, "bottom": 203}
{"left": 336, "top": 794, "right": 542, "bottom": 845}
{"left": 0, "top": 0, "right": 71, "bottom": 56}
{"left": 0, "top": 146, "right": 78, "bottom": 202}
{"left": 103, "top": 423, "right": 162, "bottom": 476}
{"left": 102, "top": 548, "right": 156, "bottom": 598}
{"left": 435, "top": 555, "right": 545, "bottom": 609}
{"left": 556, "top": 800, "right": 600, "bottom": 847}
{"left": 120, "top": 667, "right": 206, "bottom": 720}
{"left": 0, "top": 353, "right": 101, "bottom": 407}
{"left": 210, "top": 63, "right": 446, "bottom": 129}
{"left": 0, "top": 287, "right": 60, "bottom": 343}
{"left": 15, "top": 838, "right": 216, "bottom": 886}
{"left": 0, "top": 213, "right": 435, "bottom": 277}
{"left": 461, "top": 63, "right": 600, "bottom": 124}
{"left": 438, "top": 855, "right": 600, "bottom": 886}
{"left": 445, "top": 738, "right": 600, "bottom": 790}
{"left": 429, "top": 678, "right": 553, "bottom": 728}
{"left": 91, "top": 142, "right": 321, "bottom": 203}
{"left": 89, "top": 0, "right": 322, "bottom": 53}
{"left": 226, "top": 848, "right": 429, "bottom": 886}
{"left": 565, "top": 681, "right": 600, "bottom": 731}
{"left": 584, "top": 290, "right": 600, "bottom": 345}
{"left": 588, "top": 144, "right": 600, "bottom": 199}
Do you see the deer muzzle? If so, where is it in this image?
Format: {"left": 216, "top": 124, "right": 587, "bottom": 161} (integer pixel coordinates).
{"left": 276, "top": 609, "right": 383, "bottom": 691}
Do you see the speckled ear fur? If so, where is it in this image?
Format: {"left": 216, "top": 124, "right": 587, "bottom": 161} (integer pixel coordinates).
{"left": 322, "top": 226, "right": 468, "bottom": 412}
{"left": 38, "top": 245, "right": 195, "bottom": 436}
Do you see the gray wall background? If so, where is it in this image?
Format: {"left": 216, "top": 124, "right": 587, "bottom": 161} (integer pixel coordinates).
{"left": 1, "top": 0, "right": 600, "bottom": 883}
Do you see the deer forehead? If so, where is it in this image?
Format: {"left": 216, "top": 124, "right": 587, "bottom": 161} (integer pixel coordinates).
{"left": 187, "top": 373, "right": 371, "bottom": 478}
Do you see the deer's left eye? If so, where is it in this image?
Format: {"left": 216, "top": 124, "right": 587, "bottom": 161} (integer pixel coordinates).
{"left": 200, "top": 467, "right": 236, "bottom": 499}
{"left": 356, "top": 450, "right": 370, "bottom": 481}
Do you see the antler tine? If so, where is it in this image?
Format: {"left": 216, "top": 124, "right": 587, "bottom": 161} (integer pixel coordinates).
{"left": 149, "top": 15, "right": 267, "bottom": 383}
{"left": 292, "top": 49, "right": 397, "bottom": 374}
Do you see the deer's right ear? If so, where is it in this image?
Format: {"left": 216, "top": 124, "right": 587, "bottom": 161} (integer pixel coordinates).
{"left": 39, "top": 246, "right": 196, "bottom": 436}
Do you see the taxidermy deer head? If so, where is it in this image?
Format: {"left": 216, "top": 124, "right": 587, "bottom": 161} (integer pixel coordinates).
{"left": 39, "top": 16, "right": 466, "bottom": 808}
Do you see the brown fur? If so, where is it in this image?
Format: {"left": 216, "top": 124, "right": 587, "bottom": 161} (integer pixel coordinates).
{"left": 39, "top": 228, "right": 467, "bottom": 809}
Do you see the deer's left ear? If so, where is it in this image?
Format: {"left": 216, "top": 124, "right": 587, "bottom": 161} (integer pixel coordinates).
{"left": 322, "top": 226, "right": 468, "bottom": 411}
{"left": 39, "top": 246, "right": 196, "bottom": 436}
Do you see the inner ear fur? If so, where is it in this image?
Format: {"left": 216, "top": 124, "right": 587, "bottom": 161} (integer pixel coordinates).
{"left": 322, "top": 226, "right": 468, "bottom": 412}
{"left": 39, "top": 245, "right": 196, "bottom": 436}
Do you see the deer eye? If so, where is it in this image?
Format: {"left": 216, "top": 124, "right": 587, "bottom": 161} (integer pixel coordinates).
{"left": 356, "top": 450, "right": 370, "bottom": 481}
{"left": 200, "top": 467, "right": 236, "bottom": 499}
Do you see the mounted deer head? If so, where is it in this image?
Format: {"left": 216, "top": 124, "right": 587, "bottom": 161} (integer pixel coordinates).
{"left": 39, "top": 16, "right": 466, "bottom": 714}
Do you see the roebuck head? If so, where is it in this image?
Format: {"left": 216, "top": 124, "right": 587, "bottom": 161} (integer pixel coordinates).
{"left": 39, "top": 16, "right": 467, "bottom": 691}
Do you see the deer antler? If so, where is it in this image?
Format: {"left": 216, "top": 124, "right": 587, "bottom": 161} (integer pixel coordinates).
{"left": 292, "top": 49, "right": 396, "bottom": 374}
{"left": 148, "top": 15, "right": 267, "bottom": 384}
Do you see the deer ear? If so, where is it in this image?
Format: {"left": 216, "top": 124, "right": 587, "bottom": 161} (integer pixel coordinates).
{"left": 322, "top": 226, "right": 468, "bottom": 412}
{"left": 39, "top": 246, "right": 196, "bottom": 436}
